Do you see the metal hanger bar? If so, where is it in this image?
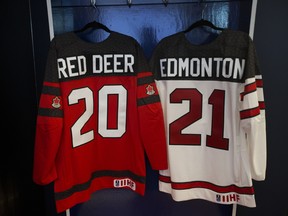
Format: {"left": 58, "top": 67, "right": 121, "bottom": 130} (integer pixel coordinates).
{"left": 52, "top": 0, "right": 251, "bottom": 8}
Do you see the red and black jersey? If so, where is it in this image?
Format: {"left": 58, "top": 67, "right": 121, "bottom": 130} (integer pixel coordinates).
{"left": 33, "top": 31, "right": 168, "bottom": 213}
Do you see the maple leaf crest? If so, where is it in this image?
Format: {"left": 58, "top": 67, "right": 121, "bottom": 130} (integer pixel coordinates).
{"left": 52, "top": 96, "right": 61, "bottom": 108}
{"left": 146, "top": 84, "right": 155, "bottom": 95}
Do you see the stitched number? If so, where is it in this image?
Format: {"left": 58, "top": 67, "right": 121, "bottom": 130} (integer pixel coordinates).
{"left": 206, "top": 89, "right": 229, "bottom": 150}
{"left": 169, "top": 88, "right": 229, "bottom": 150}
{"left": 68, "top": 85, "right": 127, "bottom": 148}
{"left": 69, "top": 87, "right": 94, "bottom": 148}
{"left": 98, "top": 85, "right": 127, "bottom": 138}
{"left": 170, "top": 88, "right": 202, "bottom": 146}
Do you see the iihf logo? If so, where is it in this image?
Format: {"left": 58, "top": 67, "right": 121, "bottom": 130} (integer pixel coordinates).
{"left": 146, "top": 84, "right": 155, "bottom": 95}
{"left": 216, "top": 194, "right": 240, "bottom": 203}
{"left": 52, "top": 96, "right": 61, "bottom": 108}
{"left": 113, "top": 178, "right": 136, "bottom": 190}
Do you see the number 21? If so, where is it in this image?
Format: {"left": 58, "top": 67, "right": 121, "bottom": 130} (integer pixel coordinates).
{"left": 169, "top": 88, "right": 229, "bottom": 150}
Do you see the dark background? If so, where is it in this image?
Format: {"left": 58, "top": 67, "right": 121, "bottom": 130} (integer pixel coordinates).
{"left": 1, "top": 0, "right": 287, "bottom": 216}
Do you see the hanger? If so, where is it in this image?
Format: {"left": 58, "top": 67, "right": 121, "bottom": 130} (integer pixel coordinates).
{"left": 183, "top": 2, "right": 225, "bottom": 33}
{"left": 74, "top": 21, "right": 111, "bottom": 34}
{"left": 127, "top": 0, "right": 132, "bottom": 7}
{"left": 183, "top": 19, "right": 225, "bottom": 33}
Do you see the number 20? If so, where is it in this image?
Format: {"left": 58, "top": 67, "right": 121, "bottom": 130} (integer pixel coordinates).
{"left": 68, "top": 85, "right": 127, "bottom": 148}
{"left": 169, "top": 88, "right": 229, "bottom": 150}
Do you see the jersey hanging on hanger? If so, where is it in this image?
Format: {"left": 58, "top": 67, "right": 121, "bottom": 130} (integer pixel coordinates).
{"left": 149, "top": 29, "right": 266, "bottom": 208}
{"left": 33, "top": 31, "right": 168, "bottom": 213}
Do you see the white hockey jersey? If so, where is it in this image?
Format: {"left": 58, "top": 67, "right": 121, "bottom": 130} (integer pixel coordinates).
{"left": 149, "top": 29, "right": 266, "bottom": 207}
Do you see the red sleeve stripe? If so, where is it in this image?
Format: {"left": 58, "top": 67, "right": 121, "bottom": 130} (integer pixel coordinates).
{"left": 159, "top": 175, "right": 170, "bottom": 183}
{"left": 240, "top": 106, "right": 260, "bottom": 119}
{"left": 259, "top": 101, "right": 265, "bottom": 110}
{"left": 245, "top": 82, "right": 257, "bottom": 92}
{"left": 137, "top": 71, "right": 153, "bottom": 78}
{"left": 44, "top": 81, "right": 60, "bottom": 88}
{"left": 240, "top": 82, "right": 257, "bottom": 101}
{"left": 159, "top": 175, "right": 254, "bottom": 195}
{"left": 256, "top": 79, "right": 263, "bottom": 87}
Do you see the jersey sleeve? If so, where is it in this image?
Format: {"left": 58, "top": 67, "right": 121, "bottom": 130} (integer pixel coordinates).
{"left": 33, "top": 39, "right": 63, "bottom": 185}
{"left": 240, "top": 37, "right": 267, "bottom": 181}
{"left": 136, "top": 45, "right": 168, "bottom": 170}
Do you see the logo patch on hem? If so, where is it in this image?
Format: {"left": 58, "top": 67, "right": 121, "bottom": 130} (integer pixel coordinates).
{"left": 114, "top": 178, "right": 136, "bottom": 191}
{"left": 216, "top": 193, "right": 240, "bottom": 203}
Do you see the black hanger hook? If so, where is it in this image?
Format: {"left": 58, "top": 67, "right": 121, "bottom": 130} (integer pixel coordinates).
{"left": 163, "top": 0, "right": 168, "bottom": 7}
{"left": 90, "top": 0, "right": 97, "bottom": 9}
{"left": 127, "top": 0, "right": 132, "bottom": 8}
